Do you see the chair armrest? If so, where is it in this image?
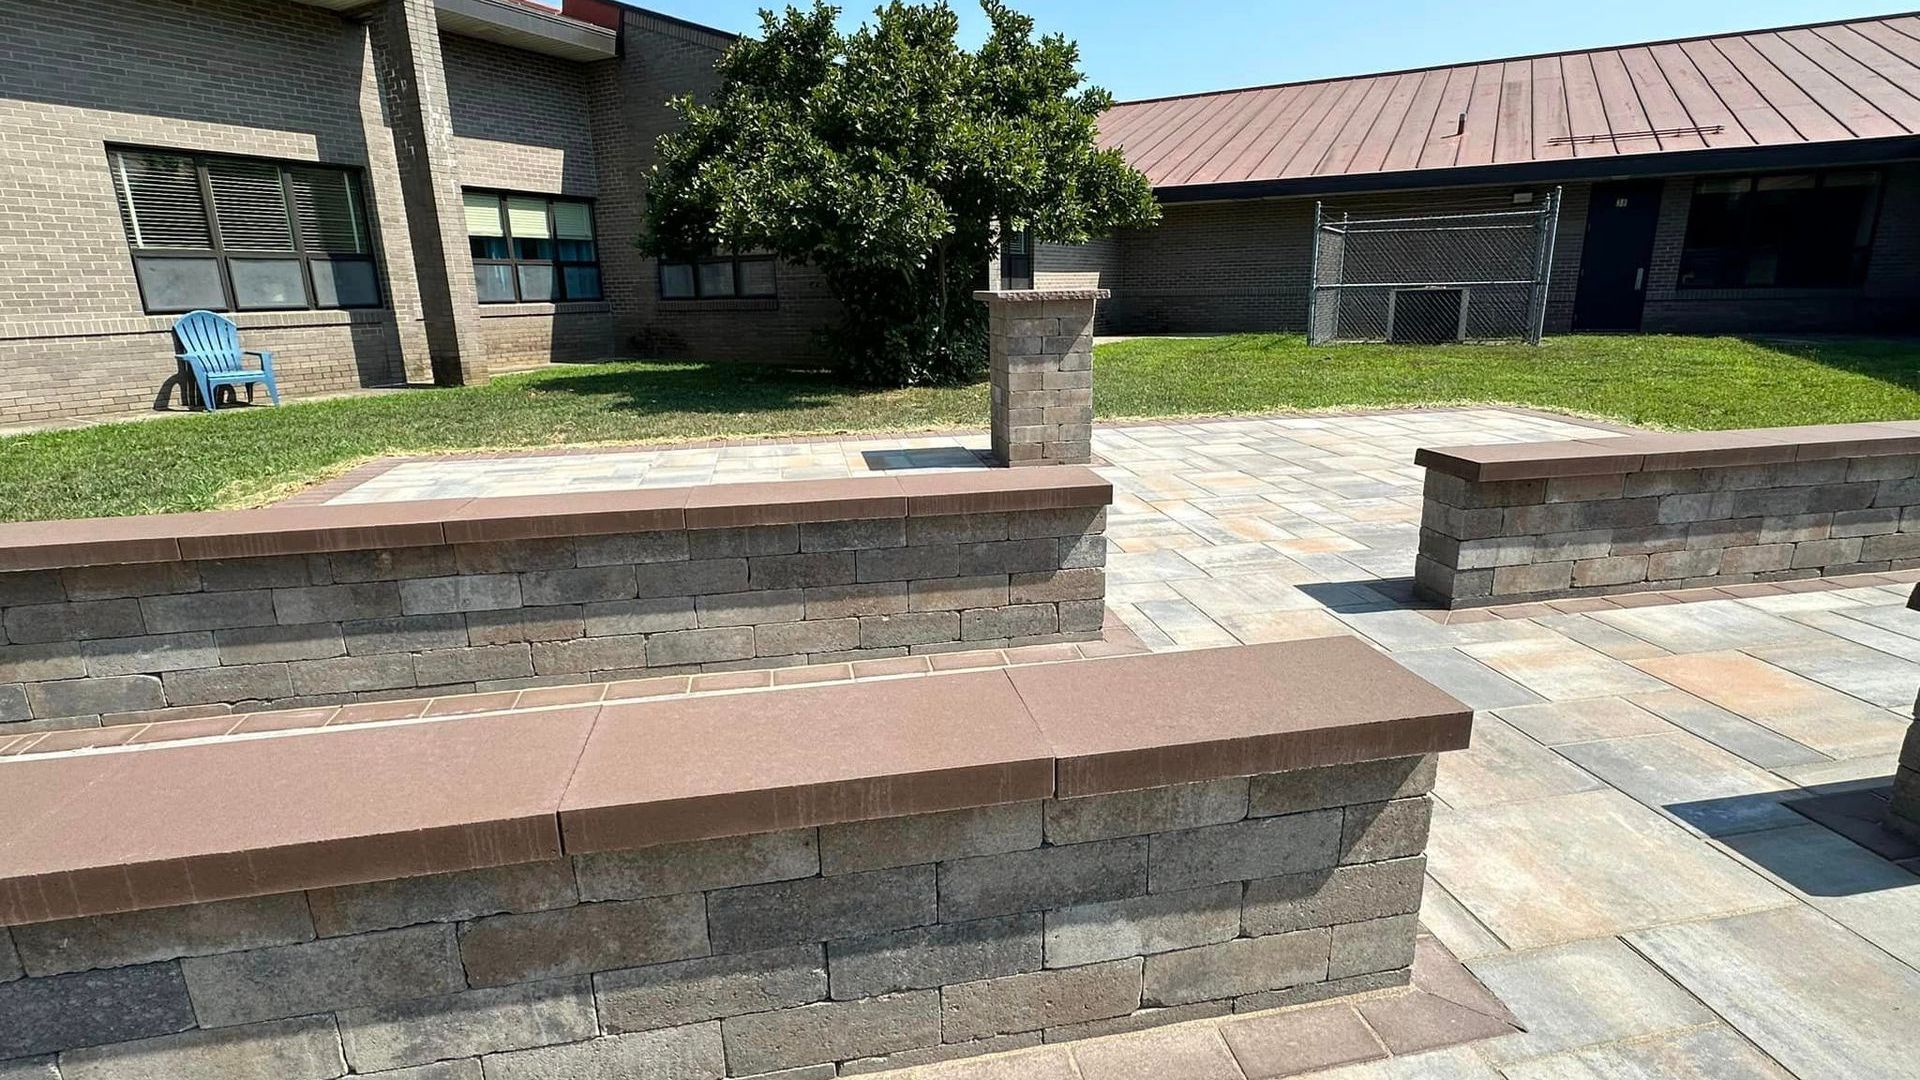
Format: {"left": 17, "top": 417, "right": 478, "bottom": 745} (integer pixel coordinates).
{"left": 242, "top": 350, "right": 273, "bottom": 360}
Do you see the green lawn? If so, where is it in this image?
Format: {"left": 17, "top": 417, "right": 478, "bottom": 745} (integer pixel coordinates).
{"left": 2, "top": 334, "right": 1916, "bottom": 522}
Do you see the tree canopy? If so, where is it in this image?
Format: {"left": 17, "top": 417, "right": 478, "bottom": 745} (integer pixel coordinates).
{"left": 642, "top": 0, "right": 1160, "bottom": 385}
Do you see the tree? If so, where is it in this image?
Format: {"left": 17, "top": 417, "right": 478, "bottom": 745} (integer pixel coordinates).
{"left": 642, "top": 1, "right": 1160, "bottom": 386}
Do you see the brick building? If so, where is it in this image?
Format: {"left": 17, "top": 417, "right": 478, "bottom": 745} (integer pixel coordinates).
{"left": 1046, "top": 14, "right": 1920, "bottom": 339}
{"left": 0, "top": 0, "right": 838, "bottom": 427}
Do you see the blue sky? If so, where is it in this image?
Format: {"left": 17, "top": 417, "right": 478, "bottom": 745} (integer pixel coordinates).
{"left": 634, "top": 1, "right": 1899, "bottom": 101}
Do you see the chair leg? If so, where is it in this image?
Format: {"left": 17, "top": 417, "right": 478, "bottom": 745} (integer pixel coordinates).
{"left": 266, "top": 378, "right": 281, "bottom": 406}
{"left": 195, "top": 372, "right": 216, "bottom": 413}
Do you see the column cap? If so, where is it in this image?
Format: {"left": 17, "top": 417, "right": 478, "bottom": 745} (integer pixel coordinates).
{"left": 973, "top": 289, "right": 1110, "bottom": 303}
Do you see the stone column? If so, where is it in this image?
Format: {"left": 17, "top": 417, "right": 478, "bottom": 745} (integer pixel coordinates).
{"left": 373, "top": 0, "right": 489, "bottom": 386}
{"left": 1891, "top": 586, "right": 1920, "bottom": 840}
{"left": 1892, "top": 726, "right": 1920, "bottom": 841}
{"left": 977, "top": 289, "right": 1105, "bottom": 467}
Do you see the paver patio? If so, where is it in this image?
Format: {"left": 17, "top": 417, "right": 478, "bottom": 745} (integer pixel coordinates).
{"left": 310, "top": 407, "right": 1920, "bottom": 1079}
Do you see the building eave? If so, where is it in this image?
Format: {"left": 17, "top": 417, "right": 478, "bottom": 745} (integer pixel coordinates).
{"left": 1152, "top": 136, "right": 1920, "bottom": 205}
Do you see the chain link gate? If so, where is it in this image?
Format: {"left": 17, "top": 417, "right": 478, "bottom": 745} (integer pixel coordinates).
{"left": 1308, "top": 189, "right": 1561, "bottom": 345}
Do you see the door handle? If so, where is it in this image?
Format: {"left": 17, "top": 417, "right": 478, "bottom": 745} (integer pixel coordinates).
{"left": 1634, "top": 267, "right": 1645, "bottom": 291}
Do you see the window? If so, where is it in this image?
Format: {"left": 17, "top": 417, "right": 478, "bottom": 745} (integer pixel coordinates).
{"left": 110, "top": 148, "right": 379, "bottom": 314}
{"left": 1678, "top": 170, "right": 1880, "bottom": 289}
{"left": 659, "top": 249, "right": 776, "bottom": 299}
{"left": 464, "top": 192, "right": 601, "bottom": 303}
{"left": 1000, "top": 228, "right": 1033, "bottom": 289}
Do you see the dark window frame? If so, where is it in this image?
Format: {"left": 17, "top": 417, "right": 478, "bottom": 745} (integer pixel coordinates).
{"left": 465, "top": 190, "right": 603, "bottom": 304}
{"left": 109, "top": 146, "right": 381, "bottom": 315}
{"left": 658, "top": 248, "right": 777, "bottom": 300}
{"left": 1676, "top": 168, "right": 1883, "bottom": 291}
{"left": 1000, "top": 227, "right": 1034, "bottom": 289}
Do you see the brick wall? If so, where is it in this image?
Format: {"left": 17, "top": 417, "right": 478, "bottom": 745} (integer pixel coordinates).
{"left": 1070, "top": 183, "right": 1588, "bottom": 337}
{"left": 0, "top": 0, "right": 420, "bottom": 425}
{"left": 443, "top": 34, "right": 598, "bottom": 197}
{"left": 0, "top": 508, "right": 1106, "bottom": 728}
{"left": 0, "top": 755, "right": 1434, "bottom": 1077}
{"left": 592, "top": 12, "right": 842, "bottom": 365}
{"left": 1415, "top": 457, "right": 1920, "bottom": 607}
{"left": 443, "top": 33, "right": 615, "bottom": 368}
{"left": 1048, "top": 159, "right": 1920, "bottom": 339}
{"left": 1639, "top": 162, "right": 1920, "bottom": 334}
{"left": 1033, "top": 239, "right": 1120, "bottom": 333}
{"left": 0, "top": 0, "right": 850, "bottom": 428}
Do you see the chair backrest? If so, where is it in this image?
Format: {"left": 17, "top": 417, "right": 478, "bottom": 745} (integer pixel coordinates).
{"left": 173, "top": 310, "right": 244, "bottom": 372}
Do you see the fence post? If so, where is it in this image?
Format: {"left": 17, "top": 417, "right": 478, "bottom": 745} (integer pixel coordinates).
{"left": 1307, "top": 202, "right": 1323, "bottom": 345}
{"left": 1528, "top": 187, "right": 1563, "bottom": 344}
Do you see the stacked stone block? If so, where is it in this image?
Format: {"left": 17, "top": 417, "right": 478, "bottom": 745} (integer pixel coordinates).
{"left": 0, "top": 508, "right": 1107, "bottom": 730}
{"left": 1416, "top": 455, "right": 1920, "bottom": 606}
{"left": 1893, "top": 721, "right": 1920, "bottom": 842}
{"left": 979, "top": 290, "right": 1104, "bottom": 467}
{"left": 1894, "top": 587, "right": 1920, "bottom": 840}
{"left": 0, "top": 756, "right": 1435, "bottom": 1078}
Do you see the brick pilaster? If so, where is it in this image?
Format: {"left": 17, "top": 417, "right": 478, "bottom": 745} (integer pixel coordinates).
{"left": 977, "top": 289, "right": 1105, "bottom": 467}
{"left": 372, "top": 0, "right": 489, "bottom": 386}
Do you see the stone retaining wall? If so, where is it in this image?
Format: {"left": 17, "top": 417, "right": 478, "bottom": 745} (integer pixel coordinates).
{"left": 0, "top": 756, "right": 1434, "bottom": 1078}
{"left": 0, "top": 507, "right": 1106, "bottom": 730}
{"left": 1415, "top": 431, "right": 1920, "bottom": 607}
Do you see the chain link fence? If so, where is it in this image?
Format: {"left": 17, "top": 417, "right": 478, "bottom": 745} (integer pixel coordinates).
{"left": 1308, "top": 189, "right": 1561, "bottom": 345}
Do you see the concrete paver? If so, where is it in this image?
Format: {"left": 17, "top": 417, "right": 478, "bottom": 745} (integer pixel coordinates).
{"left": 320, "top": 408, "right": 1920, "bottom": 1080}
{"left": 1630, "top": 905, "right": 1920, "bottom": 1079}
{"left": 1497, "top": 1026, "right": 1794, "bottom": 1080}
{"left": 1428, "top": 790, "right": 1790, "bottom": 948}
{"left": 1465, "top": 938, "right": 1717, "bottom": 1066}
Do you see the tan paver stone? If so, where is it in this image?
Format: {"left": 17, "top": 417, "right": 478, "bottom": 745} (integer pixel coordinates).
{"left": 1353, "top": 989, "right": 1517, "bottom": 1056}
{"left": 1716, "top": 824, "right": 1920, "bottom": 969}
{"left": 1428, "top": 790, "right": 1788, "bottom": 948}
{"left": 1744, "top": 638, "right": 1920, "bottom": 710}
{"left": 1624, "top": 690, "right": 1827, "bottom": 770}
{"left": 1590, "top": 603, "right": 1827, "bottom": 654}
{"left": 895, "top": 1044, "right": 1079, "bottom": 1080}
{"left": 1465, "top": 937, "right": 1717, "bottom": 1066}
{"left": 1432, "top": 717, "right": 1602, "bottom": 810}
{"left": 1632, "top": 652, "right": 1907, "bottom": 758}
{"left": 1070, "top": 1023, "right": 1243, "bottom": 1080}
{"left": 1492, "top": 698, "right": 1674, "bottom": 746}
{"left": 1496, "top": 1024, "right": 1792, "bottom": 1080}
{"left": 1167, "top": 575, "right": 1322, "bottom": 618}
{"left": 1288, "top": 1044, "right": 1502, "bottom": 1080}
{"left": 1458, "top": 639, "right": 1668, "bottom": 701}
{"left": 1219, "top": 1003, "right": 1385, "bottom": 1079}
{"left": 1215, "top": 610, "right": 1350, "bottom": 644}
{"left": 1555, "top": 733, "right": 1802, "bottom": 837}
{"left": 1418, "top": 879, "right": 1506, "bottom": 962}
{"left": 1629, "top": 905, "right": 1920, "bottom": 1080}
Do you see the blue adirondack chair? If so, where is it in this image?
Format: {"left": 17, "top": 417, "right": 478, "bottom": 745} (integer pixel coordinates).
{"left": 173, "top": 310, "right": 280, "bottom": 412}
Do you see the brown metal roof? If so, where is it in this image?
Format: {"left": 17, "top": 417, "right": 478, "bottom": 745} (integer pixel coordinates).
{"left": 1102, "top": 13, "right": 1920, "bottom": 192}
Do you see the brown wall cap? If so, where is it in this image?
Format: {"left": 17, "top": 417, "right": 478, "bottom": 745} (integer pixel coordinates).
{"left": 0, "top": 516, "right": 185, "bottom": 573}
{"left": 896, "top": 466, "right": 1112, "bottom": 516}
{"left": 442, "top": 488, "right": 689, "bottom": 543}
{"left": 559, "top": 671, "right": 1054, "bottom": 852}
{"left": 684, "top": 477, "right": 907, "bottom": 529}
{"left": 1008, "top": 638, "right": 1473, "bottom": 797}
{"left": 0, "top": 641, "right": 1469, "bottom": 925}
{"left": 1418, "top": 421, "right": 1920, "bottom": 482}
{"left": 173, "top": 500, "right": 472, "bottom": 561}
{"left": 972, "top": 289, "right": 1111, "bottom": 302}
{"left": 0, "top": 709, "right": 597, "bottom": 925}
{"left": 0, "top": 471, "right": 1113, "bottom": 572}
